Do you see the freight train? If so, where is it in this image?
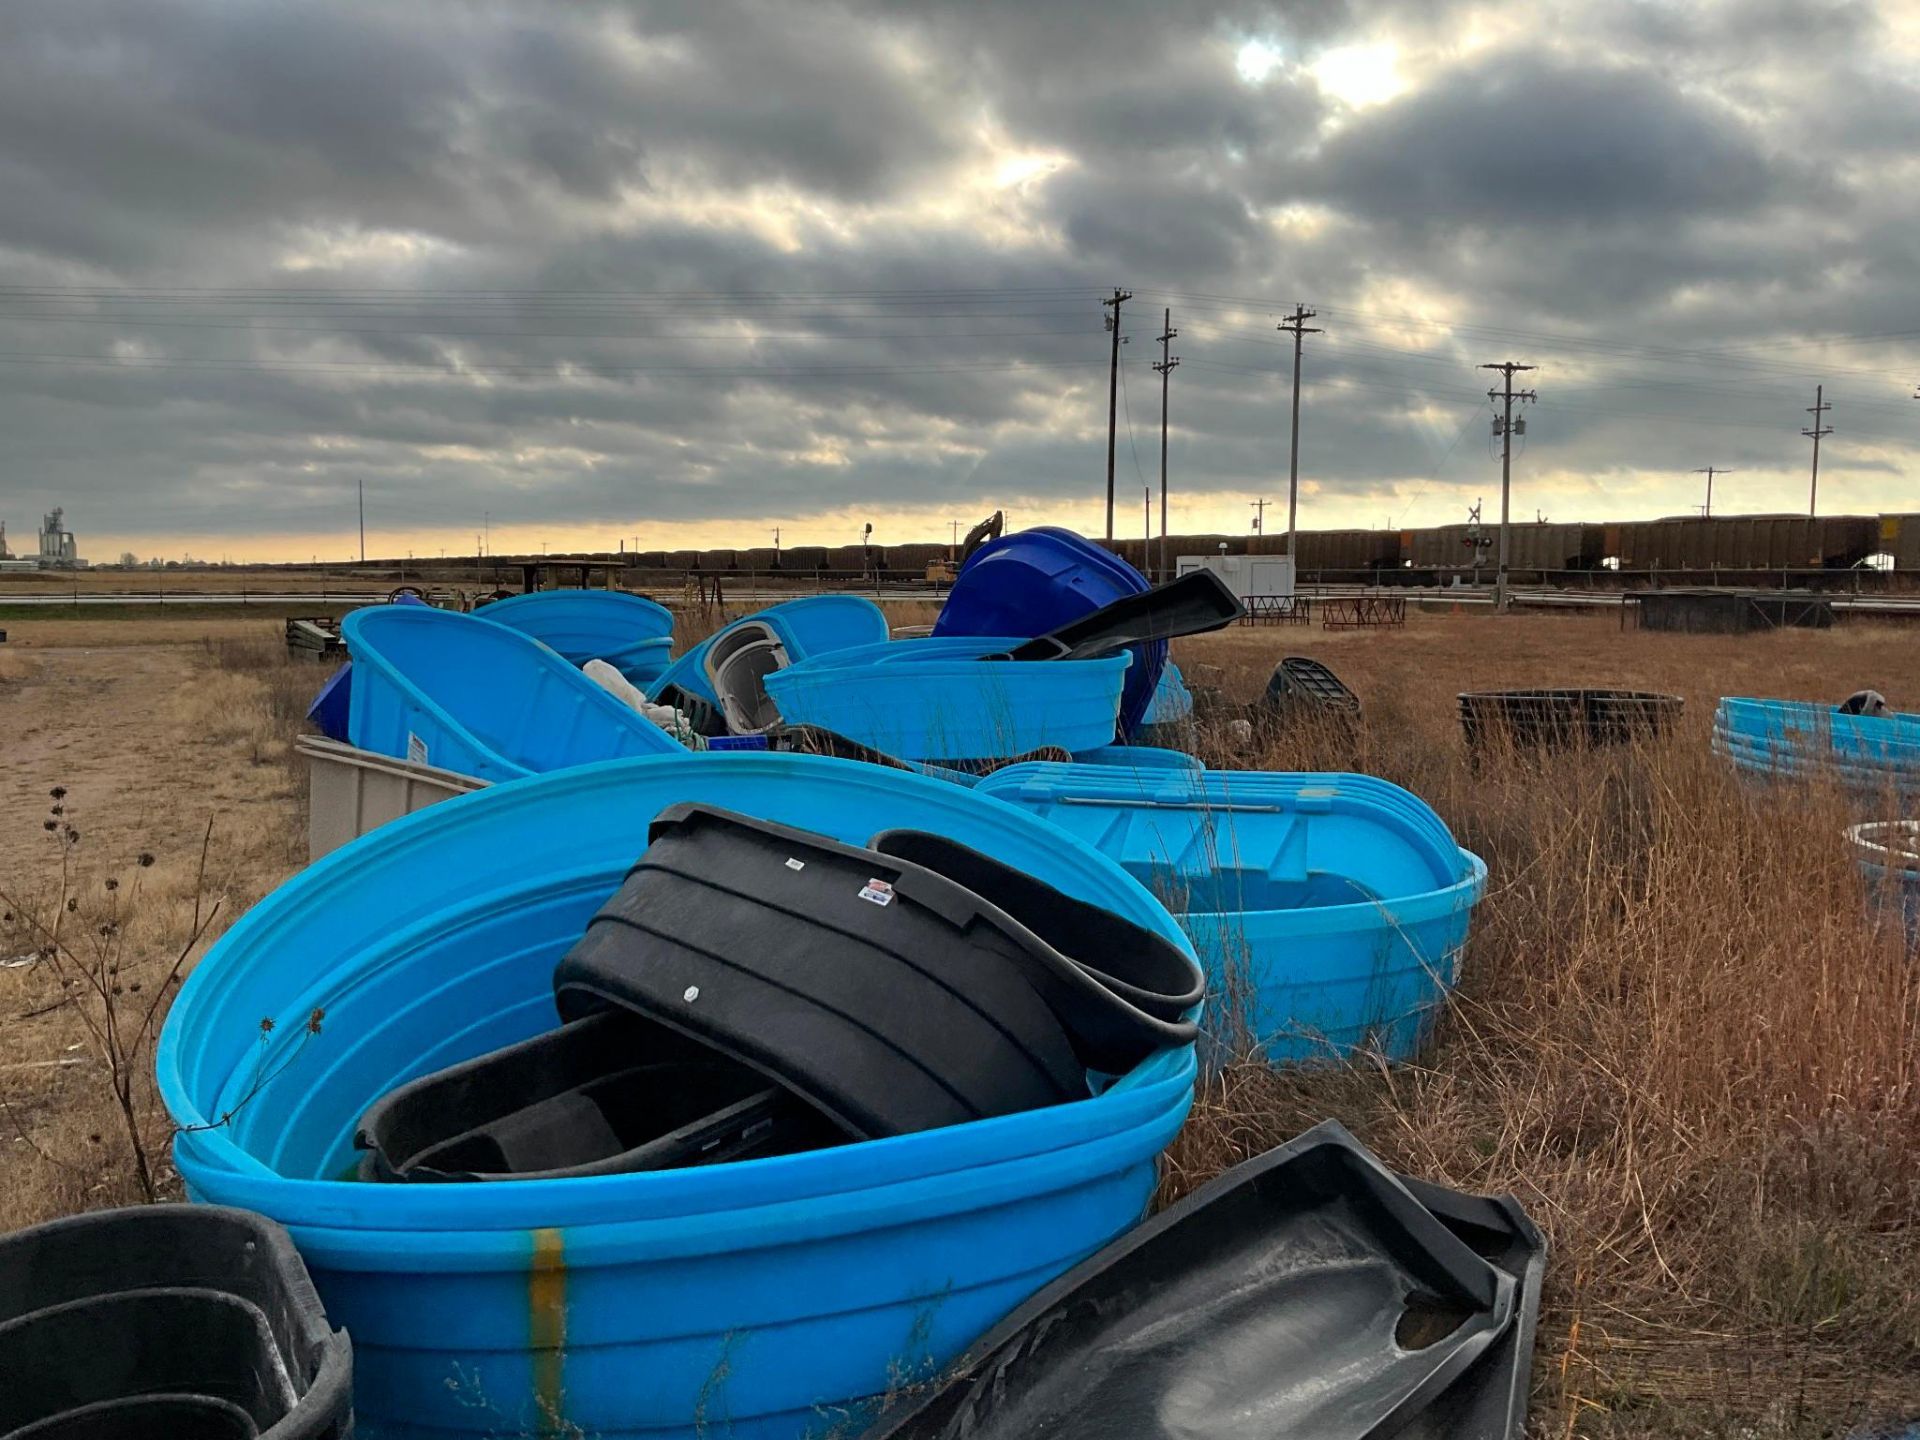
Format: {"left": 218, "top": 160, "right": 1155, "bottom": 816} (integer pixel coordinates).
{"left": 618, "top": 513, "right": 1920, "bottom": 587}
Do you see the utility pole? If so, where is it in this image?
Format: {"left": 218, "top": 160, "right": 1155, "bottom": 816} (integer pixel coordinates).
{"left": 1276, "top": 304, "right": 1321, "bottom": 564}
{"left": 357, "top": 479, "right": 365, "bottom": 564}
{"left": 1479, "top": 362, "right": 1537, "bottom": 612}
{"left": 1251, "top": 497, "right": 1268, "bottom": 537}
{"left": 1102, "top": 287, "right": 1132, "bottom": 541}
{"left": 1144, "top": 486, "right": 1151, "bottom": 547}
{"left": 1803, "top": 385, "right": 1832, "bottom": 516}
{"left": 1153, "top": 308, "right": 1179, "bottom": 582}
{"left": 1692, "top": 466, "right": 1733, "bottom": 518}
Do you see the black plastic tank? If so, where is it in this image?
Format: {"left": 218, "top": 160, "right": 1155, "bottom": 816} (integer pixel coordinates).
{"left": 355, "top": 1009, "right": 852, "bottom": 1182}
{"left": 552, "top": 804, "right": 1103, "bottom": 1137}
{"left": 0, "top": 1204, "right": 352, "bottom": 1440}
{"left": 868, "top": 829, "right": 1203, "bottom": 1069}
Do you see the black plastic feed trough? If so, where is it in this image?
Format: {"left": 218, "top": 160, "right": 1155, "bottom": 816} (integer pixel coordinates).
{"left": 0, "top": 1204, "right": 352, "bottom": 1440}
{"left": 1458, "top": 689, "right": 1682, "bottom": 753}
{"left": 1265, "top": 656, "right": 1363, "bottom": 716}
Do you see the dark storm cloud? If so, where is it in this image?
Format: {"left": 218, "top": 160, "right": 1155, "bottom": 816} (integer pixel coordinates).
{"left": 0, "top": 0, "right": 1914, "bottom": 552}
{"left": 1294, "top": 55, "right": 1785, "bottom": 227}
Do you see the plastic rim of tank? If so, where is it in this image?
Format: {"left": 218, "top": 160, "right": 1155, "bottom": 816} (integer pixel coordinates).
{"left": 934, "top": 527, "right": 1165, "bottom": 736}
{"left": 342, "top": 605, "right": 685, "bottom": 781}
{"left": 1068, "top": 744, "right": 1202, "bottom": 772}
{"left": 765, "top": 644, "right": 1130, "bottom": 760}
{"left": 645, "top": 594, "right": 889, "bottom": 704}
{"left": 157, "top": 752, "right": 1199, "bottom": 1215}
{"left": 979, "top": 762, "right": 1464, "bottom": 870}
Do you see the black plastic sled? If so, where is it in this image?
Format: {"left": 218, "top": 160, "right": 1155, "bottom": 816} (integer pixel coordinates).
{"left": 862, "top": 1120, "right": 1542, "bottom": 1440}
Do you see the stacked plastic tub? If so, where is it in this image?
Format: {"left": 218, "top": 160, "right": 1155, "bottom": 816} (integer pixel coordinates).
{"left": 1714, "top": 697, "right": 1920, "bottom": 797}
{"left": 343, "top": 605, "right": 685, "bottom": 781}
{"left": 158, "top": 753, "right": 1201, "bottom": 1439}
{"left": 479, "top": 589, "right": 676, "bottom": 688}
{"left": 978, "top": 764, "right": 1485, "bottom": 1061}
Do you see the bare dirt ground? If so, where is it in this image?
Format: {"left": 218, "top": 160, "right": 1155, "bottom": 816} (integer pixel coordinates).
{"left": 1, "top": 603, "right": 1917, "bottom": 1437}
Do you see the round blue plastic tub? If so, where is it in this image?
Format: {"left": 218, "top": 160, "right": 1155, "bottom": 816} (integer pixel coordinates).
{"left": 343, "top": 606, "right": 684, "bottom": 782}
{"left": 1717, "top": 697, "right": 1920, "bottom": 765}
{"left": 765, "top": 638, "right": 1130, "bottom": 760}
{"left": 646, "top": 595, "right": 889, "bottom": 705}
{"left": 934, "top": 528, "right": 1165, "bottom": 738}
{"left": 479, "top": 590, "right": 675, "bottom": 687}
{"left": 157, "top": 754, "right": 1197, "bottom": 1439}
{"left": 1848, "top": 822, "right": 1920, "bottom": 947}
{"left": 976, "top": 763, "right": 1485, "bottom": 1062}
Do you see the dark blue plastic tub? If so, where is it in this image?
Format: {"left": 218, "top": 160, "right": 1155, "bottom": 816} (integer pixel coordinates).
{"left": 978, "top": 764, "right": 1483, "bottom": 1061}
{"left": 646, "top": 595, "right": 889, "bottom": 705}
{"left": 157, "top": 754, "right": 1198, "bottom": 1439}
{"left": 343, "top": 606, "right": 684, "bottom": 781}
{"left": 480, "top": 590, "right": 675, "bottom": 687}
{"left": 934, "top": 528, "right": 1165, "bottom": 737}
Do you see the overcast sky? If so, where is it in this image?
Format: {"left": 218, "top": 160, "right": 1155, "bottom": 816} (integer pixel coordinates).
{"left": 1, "top": 0, "right": 1916, "bottom": 563}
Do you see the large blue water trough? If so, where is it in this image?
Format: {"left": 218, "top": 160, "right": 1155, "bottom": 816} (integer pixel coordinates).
{"left": 764, "top": 637, "right": 1130, "bottom": 760}
{"left": 1714, "top": 697, "right": 1920, "bottom": 798}
{"left": 157, "top": 754, "right": 1198, "bottom": 1440}
{"left": 977, "top": 763, "right": 1484, "bottom": 1062}
{"left": 343, "top": 606, "right": 684, "bottom": 781}
{"left": 479, "top": 589, "right": 675, "bottom": 687}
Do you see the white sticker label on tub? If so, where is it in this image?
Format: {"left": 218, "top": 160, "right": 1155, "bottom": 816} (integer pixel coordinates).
{"left": 785, "top": 858, "right": 805, "bottom": 871}
{"left": 858, "top": 878, "right": 895, "bottom": 907}
{"left": 406, "top": 732, "right": 429, "bottom": 765}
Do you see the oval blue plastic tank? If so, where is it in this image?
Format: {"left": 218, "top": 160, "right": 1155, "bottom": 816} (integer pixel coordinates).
{"left": 976, "top": 763, "right": 1485, "bottom": 1062}
{"left": 933, "top": 528, "right": 1166, "bottom": 737}
{"left": 156, "top": 753, "right": 1198, "bottom": 1440}
{"left": 646, "top": 595, "right": 889, "bottom": 705}
{"left": 478, "top": 590, "right": 675, "bottom": 686}
{"left": 343, "top": 606, "right": 684, "bottom": 782}
{"left": 1714, "top": 697, "right": 1920, "bottom": 794}
{"left": 764, "top": 638, "right": 1129, "bottom": 760}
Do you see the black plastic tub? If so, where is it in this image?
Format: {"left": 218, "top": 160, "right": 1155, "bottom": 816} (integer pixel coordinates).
{"left": 1265, "top": 655, "right": 1363, "bottom": 715}
{"left": 860, "top": 1119, "right": 1534, "bottom": 1440}
{"left": 1458, "top": 688, "right": 1682, "bottom": 752}
{"left": 553, "top": 804, "right": 1105, "bottom": 1137}
{"left": 0, "top": 1204, "right": 352, "bottom": 1440}
{"left": 355, "top": 1010, "right": 851, "bottom": 1182}
{"left": 868, "top": 829, "right": 1204, "bottom": 1058}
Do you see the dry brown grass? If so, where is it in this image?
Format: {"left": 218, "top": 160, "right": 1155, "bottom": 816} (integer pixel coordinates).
{"left": 3, "top": 605, "right": 1916, "bottom": 1435}
{"left": 1161, "top": 610, "right": 1920, "bottom": 1438}
{"left": 0, "top": 624, "right": 317, "bottom": 1230}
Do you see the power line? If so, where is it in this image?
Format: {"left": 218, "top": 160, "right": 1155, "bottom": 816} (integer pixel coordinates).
{"left": 1275, "top": 303, "right": 1321, "bottom": 562}
{"left": 1480, "top": 362, "right": 1537, "bottom": 612}
{"left": 1153, "top": 308, "right": 1180, "bottom": 581}
{"left": 1690, "top": 465, "right": 1733, "bottom": 518}
{"left": 1102, "top": 287, "right": 1132, "bottom": 541}
{"left": 1803, "top": 385, "right": 1833, "bottom": 516}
